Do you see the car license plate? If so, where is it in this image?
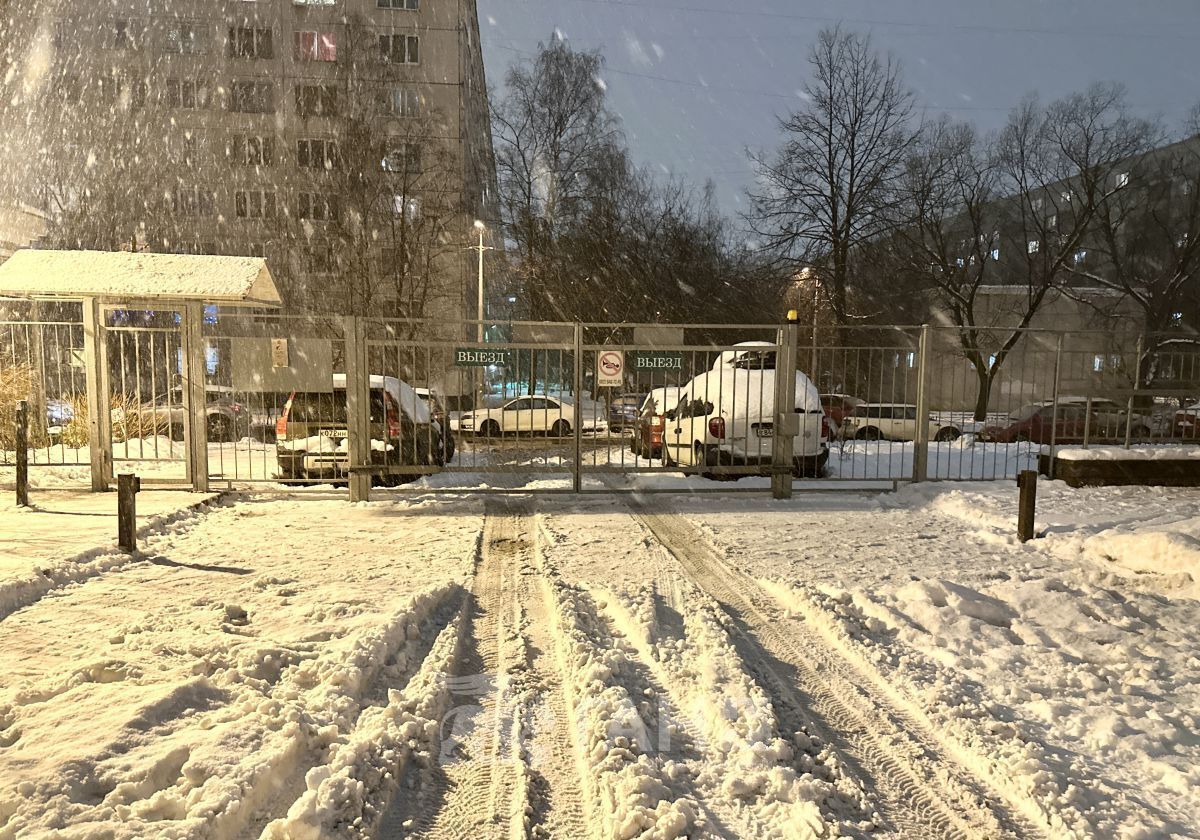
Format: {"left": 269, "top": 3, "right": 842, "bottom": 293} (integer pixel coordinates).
{"left": 756, "top": 426, "right": 774, "bottom": 438}
{"left": 319, "top": 428, "right": 344, "bottom": 438}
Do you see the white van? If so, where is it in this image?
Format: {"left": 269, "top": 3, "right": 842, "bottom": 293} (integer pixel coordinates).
{"left": 662, "top": 356, "right": 827, "bottom": 476}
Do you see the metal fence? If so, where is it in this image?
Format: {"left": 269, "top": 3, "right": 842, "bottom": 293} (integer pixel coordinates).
{"left": 2, "top": 306, "right": 1197, "bottom": 496}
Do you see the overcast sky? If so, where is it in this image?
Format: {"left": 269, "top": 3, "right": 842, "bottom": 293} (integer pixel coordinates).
{"left": 476, "top": 0, "right": 1200, "bottom": 217}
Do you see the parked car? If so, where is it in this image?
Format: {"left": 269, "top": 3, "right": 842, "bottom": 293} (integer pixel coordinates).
{"left": 1174, "top": 402, "right": 1200, "bottom": 439}
{"left": 662, "top": 360, "right": 827, "bottom": 477}
{"left": 978, "top": 399, "right": 1151, "bottom": 444}
{"left": 819, "top": 393, "right": 864, "bottom": 434}
{"left": 840, "top": 403, "right": 961, "bottom": 442}
{"left": 275, "top": 374, "right": 439, "bottom": 485}
{"left": 608, "top": 392, "right": 647, "bottom": 432}
{"left": 112, "top": 383, "right": 249, "bottom": 442}
{"left": 414, "top": 387, "right": 456, "bottom": 464}
{"left": 631, "top": 386, "right": 684, "bottom": 458}
{"left": 457, "top": 394, "right": 607, "bottom": 437}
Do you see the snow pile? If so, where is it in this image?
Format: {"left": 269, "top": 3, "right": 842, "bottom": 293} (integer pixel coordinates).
{"left": 1050, "top": 445, "right": 1200, "bottom": 461}
{"left": 543, "top": 574, "right": 699, "bottom": 839}
{"left": 0, "top": 499, "right": 215, "bottom": 620}
{"left": 1083, "top": 526, "right": 1200, "bottom": 598}
{"left": 263, "top": 589, "right": 467, "bottom": 838}
{"left": 762, "top": 577, "right": 1200, "bottom": 837}
{"left": 601, "top": 582, "right": 866, "bottom": 838}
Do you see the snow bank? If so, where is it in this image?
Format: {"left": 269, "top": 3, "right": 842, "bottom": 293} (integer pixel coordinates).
{"left": 262, "top": 589, "right": 466, "bottom": 839}
{"left": 1049, "top": 445, "right": 1200, "bottom": 461}
{"left": 601, "top": 583, "right": 867, "bottom": 838}
{"left": 762, "top": 577, "right": 1200, "bottom": 837}
{"left": 542, "top": 575, "right": 699, "bottom": 839}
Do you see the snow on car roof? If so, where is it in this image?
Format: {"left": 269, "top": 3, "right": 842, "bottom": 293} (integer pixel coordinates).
{"left": 329, "top": 373, "right": 431, "bottom": 424}
{"left": 0, "top": 249, "right": 282, "bottom": 306}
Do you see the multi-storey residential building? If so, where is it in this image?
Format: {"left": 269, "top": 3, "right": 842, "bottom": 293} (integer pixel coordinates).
{"left": 0, "top": 0, "right": 498, "bottom": 323}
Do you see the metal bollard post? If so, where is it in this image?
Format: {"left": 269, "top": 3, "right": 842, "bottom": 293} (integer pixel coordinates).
{"left": 117, "top": 473, "right": 141, "bottom": 552}
{"left": 1017, "top": 469, "right": 1037, "bottom": 543}
{"left": 15, "top": 400, "right": 29, "bottom": 507}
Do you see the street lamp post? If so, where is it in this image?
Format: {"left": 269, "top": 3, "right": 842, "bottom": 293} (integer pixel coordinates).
{"left": 468, "top": 220, "right": 493, "bottom": 344}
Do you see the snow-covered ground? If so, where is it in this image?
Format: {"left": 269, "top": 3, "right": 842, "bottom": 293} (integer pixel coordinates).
{"left": 1, "top": 481, "right": 1197, "bottom": 838}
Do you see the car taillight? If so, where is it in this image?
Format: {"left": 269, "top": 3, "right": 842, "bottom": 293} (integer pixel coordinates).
{"left": 821, "top": 415, "right": 831, "bottom": 439}
{"left": 275, "top": 416, "right": 287, "bottom": 439}
{"left": 387, "top": 406, "right": 401, "bottom": 438}
{"left": 709, "top": 417, "right": 726, "bottom": 439}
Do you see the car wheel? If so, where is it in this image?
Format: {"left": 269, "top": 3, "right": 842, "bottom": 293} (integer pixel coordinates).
{"left": 630, "top": 436, "right": 642, "bottom": 457}
{"left": 550, "top": 419, "right": 571, "bottom": 437}
{"left": 479, "top": 419, "right": 501, "bottom": 437}
{"left": 170, "top": 423, "right": 185, "bottom": 442}
{"left": 1131, "top": 425, "right": 1151, "bottom": 439}
{"left": 934, "top": 427, "right": 961, "bottom": 442}
{"left": 856, "top": 426, "right": 881, "bottom": 441}
{"left": 1014, "top": 431, "right": 1032, "bottom": 443}
{"left": 207, "top": 414, "right": 233, "bottom": 443}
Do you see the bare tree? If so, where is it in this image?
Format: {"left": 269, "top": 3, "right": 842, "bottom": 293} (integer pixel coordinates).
{"left": 888, "top": 86, "right": 1156, "bottom": 418}
{"left": 1064, "top": 110, "right": 1200, "bottom": 383}
{"left": 492, "top": 37, "right": 621, "bottom": 320}
{"left": 748, "top": 27, "right": 917, "bottom": 323}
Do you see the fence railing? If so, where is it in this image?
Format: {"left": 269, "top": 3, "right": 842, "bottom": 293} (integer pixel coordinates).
{"left": 2, "top": 307, "right": 1197, "bottom": 495}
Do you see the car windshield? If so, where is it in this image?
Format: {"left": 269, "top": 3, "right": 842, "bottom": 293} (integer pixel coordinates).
{"left": 288, "top": 392, "right": 386, "bottom": 424}
{"left": 1009, "top": 404, "right": 1042, "bottom": 421}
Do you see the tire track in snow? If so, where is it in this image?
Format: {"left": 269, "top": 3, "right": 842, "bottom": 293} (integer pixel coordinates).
{"left": 624, "top": 500, "right": 1044, "bottom": 840}
{"left": 384, "top": 501, "right": 587, "bottom": 839}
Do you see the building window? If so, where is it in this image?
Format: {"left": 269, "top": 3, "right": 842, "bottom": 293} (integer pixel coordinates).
{"left": 1061, "top": 190, "right": 1073, "bottom": 203}
{"left": 228, "top": 27, "right": 274, "bottom": 59}
{"left": 229, "top": 135, "right": 275, "bottom": 166}
{"left": 1046, "top": 213, "right": 1057, "bottom": 229}
{"left": 1073, "top": 249, "right": 1087, "bottom": 265}
{"left": 235, "top": 190, "right": 277, "bottom": 219}
{"left": 229, "top": 81, "right": 275, "bottom": 113}
{"left": 379, "top": 34, "right": 419, "bottom": 64}
{"left": 294, "top": 31, "right": 337, "bottom": 62}
{"left": 108, "top": 20, "right": 141, "bottom": 50}
{"left": 1027, "top": 239, "right": 1039, "bottom": 254}
{"left": 382, "top": 87, "right": 421, "bottom": 117}
{"left": 165, "top": 25, "right": 206, "bottom": 54}
{"left": 165, "top": 79, "right": 210, "bottom": 109}
{"left": 955, "top": 257, "right": 965, "bottom": 268}
{"left": 383, "top": 142, "right": 421, "bottom": 173}
{"left": 298, "top": 193, "right": 338, "bottom": 221}
{"left": 296, "top": 138, "right": 339, "bottom": 169}
{"left": 989, "top": 247, "right": 1000, "bottom": 261}
{"left": 1116, "top": 171, "right": 1130, "bottom": 188}
{"left": 173, "top": 186, "right": 215, "bottom": 217}
{"left": 1030, "top": 196, "right": 1043, "bottom": 212}
{"left": 99, "top": 75, "right": 146, "bottom": 109}
{"left": 295, "top": 85, "right": 338, "bottom": 117}
{"left": 378, "top": 0, "right": 420, "bottom": 8}
{"left": 392, "top": 194, "right": 420, "bottom": 219}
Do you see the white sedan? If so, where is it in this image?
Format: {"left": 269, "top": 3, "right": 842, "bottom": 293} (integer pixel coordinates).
{"left": 458, "top": 395, "right": 607, "bottom": 437}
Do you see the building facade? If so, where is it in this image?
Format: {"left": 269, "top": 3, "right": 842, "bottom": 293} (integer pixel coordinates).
{"left": 0, "top": 0, "right": 499, "bottom": 322}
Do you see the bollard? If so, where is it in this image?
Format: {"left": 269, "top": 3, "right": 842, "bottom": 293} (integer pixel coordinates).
{"left": 15, "top": 400, "right": 29, "bottom": 507}
{"left": 1017, "top": 469, "right": 1037, "bottom": 543}
{"left": 117, "top": 473, "right": 141, "bottom": 552}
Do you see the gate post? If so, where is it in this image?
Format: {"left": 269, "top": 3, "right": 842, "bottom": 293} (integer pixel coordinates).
{"left": 911, "top": 324, "right": 932, "bottom": 483}
{"left": 771, "top": 317, "right": 800, "bottom": 500}
{"left": 573, "top": 322, "right": 583, "bottom": 493}
{"left": 82, "top": 297, "right": 111, "bottom": 492}
{"left": 182, "top": 303, "right": 209, "bottom": 492}
{"left": 344, "top": 316, "right": 371, "bottom": 503}
{"left": 15, "top": 400, "right": 29, "bottom": 507}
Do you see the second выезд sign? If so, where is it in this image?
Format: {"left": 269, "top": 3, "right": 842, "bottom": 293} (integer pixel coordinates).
{"left": 454, "top": 348, "right": 509, "bottom": 367}
{"left": 631, "top": 351, "right": 684, "bottom": 370}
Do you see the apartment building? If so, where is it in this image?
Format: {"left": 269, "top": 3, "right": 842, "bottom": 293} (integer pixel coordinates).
{"left": 0, "top": 0, "right": 498, "bottom": 322}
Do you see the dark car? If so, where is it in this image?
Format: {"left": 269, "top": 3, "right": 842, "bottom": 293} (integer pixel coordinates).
{"left": 630, "top": 387, "right": 683, "bottom": 459}
{"left": 415, "top": 388, "right": 456, "bottom": 464}
{"left": 275, "top": 375, "right": 439, "bottom": 485}
{"left": 979, "top": 399, "right": 1151, "bottom": 444}
{"left": 819, "top": 393, "right": 863, "bottom": 435}
{"left": 608, "top": 392, "right": 647, "bottom": 432}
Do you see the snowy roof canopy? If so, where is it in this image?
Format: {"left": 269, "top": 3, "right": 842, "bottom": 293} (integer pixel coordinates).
{"left": 0, "top": 250, "right": 282, "bottom": 307}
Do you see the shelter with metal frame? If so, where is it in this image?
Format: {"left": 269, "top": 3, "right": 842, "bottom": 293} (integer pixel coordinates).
{"left": 0, "top": 249, "right": 282, "bottom": 492}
